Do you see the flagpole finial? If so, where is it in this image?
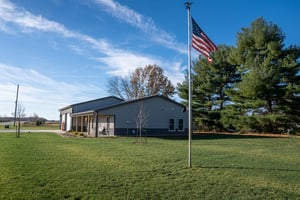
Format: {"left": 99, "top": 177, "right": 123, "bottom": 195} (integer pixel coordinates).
{"left": 184, "top": 2, "right": 192, "bottom": 9}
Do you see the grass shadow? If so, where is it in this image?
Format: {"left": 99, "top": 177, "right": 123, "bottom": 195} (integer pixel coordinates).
{"left": 196, "top": 165, "right": 300, "bottom": 172}
{"left": 155, "top": 133, "right": 288, "bottom": 140}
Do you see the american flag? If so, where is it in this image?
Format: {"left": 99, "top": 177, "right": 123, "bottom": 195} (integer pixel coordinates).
{"left": 192, "top": 17, "right": 217, "bottom": 62}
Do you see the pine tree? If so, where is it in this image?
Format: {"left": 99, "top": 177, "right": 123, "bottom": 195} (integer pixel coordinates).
{"left": 276, "top": 45, "right": 300, "bottom": 133}
{"left": 178, "top": 17, "right": 299, "bottom": 133}
{"left": 177, "top": 45, "right": 239, "bottom": 131}
{"left": 229, "top": 17, "right": 300, "bottom": 133}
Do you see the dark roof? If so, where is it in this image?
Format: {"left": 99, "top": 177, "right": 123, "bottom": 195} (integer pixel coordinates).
{"left": 58, "top": 96, "right": 123, "bottom": 111}
{"left": 71, "top": 96, "right": 123, "bottom": 107}
{"left": 63, "top": 95, "right": 185, "bottom": 115}
{"left": 94, "top": 95, "right": 185, "bottom": 112}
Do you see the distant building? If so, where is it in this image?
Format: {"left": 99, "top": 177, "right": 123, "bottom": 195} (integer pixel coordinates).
{"left": 59, "top": 95, "right": 188, "bottom": 137}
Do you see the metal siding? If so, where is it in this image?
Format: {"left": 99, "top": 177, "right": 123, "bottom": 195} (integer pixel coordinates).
{"left": 98, "top": 96, "right": 188, "bottom": 133}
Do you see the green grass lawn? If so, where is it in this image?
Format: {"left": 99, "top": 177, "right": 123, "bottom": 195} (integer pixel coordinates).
{"left": 0, "top": 133, "right": 299, "bottom": 199}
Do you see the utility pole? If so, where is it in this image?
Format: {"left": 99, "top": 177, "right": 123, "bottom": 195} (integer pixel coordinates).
{"left": 13, "top": 84, "right": 19, "bottom": 127}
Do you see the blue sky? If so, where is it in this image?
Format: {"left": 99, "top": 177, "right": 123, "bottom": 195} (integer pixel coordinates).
{"left": 0, "top": 0, "right": 299, "bottom": 120}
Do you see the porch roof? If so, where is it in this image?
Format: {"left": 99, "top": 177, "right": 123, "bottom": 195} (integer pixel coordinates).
{"left": 71, "top": 110, "right": 95, "bottom": 117}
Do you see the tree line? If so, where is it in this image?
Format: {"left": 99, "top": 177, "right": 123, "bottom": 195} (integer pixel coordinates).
{"left": 107, "top": 17, "right": 299, "bottom": 134}
{"left": 178, "top": 17, "right": 299, "bottom": 134}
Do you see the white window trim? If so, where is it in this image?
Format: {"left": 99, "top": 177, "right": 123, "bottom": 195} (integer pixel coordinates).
{"left": 169, "top": 118, "right": 175, "bottom": 132}
{"left": 178, "top": 118, "right": 184, "bottom": 132}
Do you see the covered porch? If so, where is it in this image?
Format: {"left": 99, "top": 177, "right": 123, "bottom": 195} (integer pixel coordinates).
{"left": 71, "top": 111, "right": 115, "bottom": 137}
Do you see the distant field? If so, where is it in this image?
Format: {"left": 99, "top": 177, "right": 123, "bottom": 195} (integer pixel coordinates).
{"left": 0, "top": 133, "right": 299, "bottom": 199}
{"left": 0, "top": 122, "right": 59, "bottom": 130}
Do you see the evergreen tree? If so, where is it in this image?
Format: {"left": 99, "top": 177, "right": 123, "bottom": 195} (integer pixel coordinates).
{"left": 178, "top": 17, "right": 299, "bottom": 134}
{"left": 228, "top": 17, "right": 300, "bottom": 133}
{"left": 276, "top": 45, "right": 300, "bottom": 133}
{"left": 177, "top": 45, "right": 239, "bottom": 131}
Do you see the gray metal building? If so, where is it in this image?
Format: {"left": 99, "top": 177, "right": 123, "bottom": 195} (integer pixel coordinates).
{"left": 59, "top": 95, "right": 188, "bottom": 137}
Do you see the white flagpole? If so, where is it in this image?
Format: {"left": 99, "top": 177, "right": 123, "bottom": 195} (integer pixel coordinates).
{"left": 185, "top": 2, "right": 192, "bottom": 168}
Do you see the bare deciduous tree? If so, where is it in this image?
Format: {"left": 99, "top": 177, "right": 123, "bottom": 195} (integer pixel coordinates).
{"left": 136, "top": 101, "right": 148, "bottom": 144}
{"left": 108, "top": 77, "right": 133, "bottom": 100}
{"left": 16, "top": 103, "right": 25, "bottom": 138}
{"left": 107, "top": 64, "right": 175, "bottom": 99}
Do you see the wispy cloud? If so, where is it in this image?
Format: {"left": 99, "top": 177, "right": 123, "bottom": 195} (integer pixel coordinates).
{"left": 0, "top": 0, "right": 67, "bottom": 34}
{"left": 0, "top": 63, "right": 105, "bottom": 119}
{"left": 0, "top": 0, "right": 106, "bottom": 49}
{"left": 94, "top": 0, "right": 152, "bottom": 31}
{"left": 0, "top": 0, "right": 186, "bottom": 118}
{"left": 0, "top": 63, "right": 103, "bottom": 102}
{"left": 0, "top": 0, "right": 185, "bottom": 77}
{"left": 92, "top": 0, "right": 186, "bottom": 54}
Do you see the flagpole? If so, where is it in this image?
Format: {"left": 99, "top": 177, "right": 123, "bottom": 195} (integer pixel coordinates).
{"left": 185, "top": 2, "right": 192, "bottom": 168}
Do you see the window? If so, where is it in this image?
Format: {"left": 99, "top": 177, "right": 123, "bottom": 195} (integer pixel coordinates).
{"left": 169, "top": 118, "right": 175, "bottom": 131}
{"left": 178, "top": 119, "right": 184, "bottom": 131}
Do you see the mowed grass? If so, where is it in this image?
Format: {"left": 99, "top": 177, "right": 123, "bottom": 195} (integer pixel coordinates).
{"left": 0, "top": 133, "right": 299, "bottom": 199}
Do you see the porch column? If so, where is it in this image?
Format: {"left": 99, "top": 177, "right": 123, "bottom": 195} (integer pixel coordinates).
{"left": 95, "top": 112, "right": 99, "bottom": 137}
{"left": 76, "top": 116, "right": 78, "bottom": 132}
{"left": 70, "top": 114, "right": 73, "bottom": 131}
{"left": 81, "top": 116, "right": 83, "bottom": 132}
{"left": 87, "top": 115, "right": 90, "bottom": 135}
